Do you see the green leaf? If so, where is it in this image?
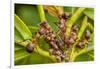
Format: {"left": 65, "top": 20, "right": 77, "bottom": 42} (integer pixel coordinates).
{"left": 15, "top": 49, "right": 30, "bottom": 62}
{"left": 78, "top": 16, "right": 88, "bottom": 39}
{"left": 15, "top": 4, "right": 40, "bottom": 26}
{"left": 83, "top": 8, "right": 94, "bottom": 20}
{"left": 15, "top": 43, "right": 24, "bottom": 51}
{"left": 14, "top": 14, "right": 32, "bottom": 40}
{"left": 75, "top": 51, "right": 94, "bottom": 62}
{"left": 14, "top": 28, "right": 23, "bottom": 43}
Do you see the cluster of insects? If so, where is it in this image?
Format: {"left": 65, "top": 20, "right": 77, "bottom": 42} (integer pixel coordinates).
{"left": 25, "top": 12, "right": 91, "bottom": 62}
{"left": 37, "top": 21, "right": 67, "bottom": 62}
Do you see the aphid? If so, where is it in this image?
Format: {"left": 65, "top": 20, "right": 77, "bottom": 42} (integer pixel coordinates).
{"left": 40, "top": 21, "right": 51, "bottom": 30}
{"left": 26, "top": 42, "right": 35, "bottom": 53}
{"left": 56, "top": 55, "right": 61, "bottom": 62}
{"left": 66, "top": 44, "right": 71, "bottom": 48}
{"left": 39, "top": 21, "right": 48, "bottom": 28}
{"left": 71, "top": 32, "right": 77, "bottom": 40}
{"left": 64, "top": 35, "right": 70, "bottom": 43}
{"left": 68, "top": 37, "right": 75, "bottom": 45}
{"left": 54, "top": 50, "right": 62, "bottom": 55}
{"left": 60, "top": 53, "right": 65, "bottom": 59}
{"left": 59, "top": 18, "right": 66, "bottom": 32}
{"left": 51, "top": 33, "right": 56, "bottom": 38}
{"left": 72, "top": 25, "right": 78, "bottom": 32}
{"left": 85, "top": 30, "right": 90, "bottom": 40}
{"left": 76, "top": 41, "right": 85, "bottom": 49}
{"left": 61, "top": 12, "right": 69, "bottom": 20}
{"left": 57, "top": 39, "right": 65, "bottom": 49}
{"left": 50, "top": 41, "right": 59, "bottom": 50}
{"left": 46, "top": 36, "right": 51, "bottom": 41}
{"left": 38, "top": 27, "right": 46, "bottom": 35}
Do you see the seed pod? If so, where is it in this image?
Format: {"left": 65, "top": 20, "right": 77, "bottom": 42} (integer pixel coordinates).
{"left": 26, "top": 42, "right": 35, "bottom": 53}
{"left": 85, "top": 30, "right": 90, "bottom": 40}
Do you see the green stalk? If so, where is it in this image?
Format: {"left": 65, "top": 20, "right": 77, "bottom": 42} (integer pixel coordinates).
{"left": 16, "top": 40, "right": 57, "bottom": 62}
{"left": 34, "top": 45, "right": 57, "bottom": 62}
{"left": 66, "top": 8, "right": 85, "bottom": 35}
{"left": 88, "top": 22, "right": 94, "bottom": 32}
{"left": 37, "top": 5, "right": 46, "bottom": 22}
{"left": 69, "top": 16, "right": 88, "bottom": 62}
{"left": 78, "top": 16, "right": 88, "bottom": 39}
{"left": 28, "top": 26, "right": 39, "bottom": 30}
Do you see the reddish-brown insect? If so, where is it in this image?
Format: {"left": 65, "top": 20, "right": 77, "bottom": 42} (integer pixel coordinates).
{"left": 26, "top": 42, "right": 35, "bottom": 53}
{"left": 56, "top": 55, "right": 61, "bottom": 62}
{"left": 76, "top": 41, "right": 85, "bottom": 49}
{"left": 50, "top": 41, "right": 59, "bottom": 50}
{"left": 57, "top": 39, "right": 65, "bottom": 49}
{"left": 72, "top": 25, "right": 78, "bottom": 32}
{"left": 70, "top": 32, "right": 77, "bottom": 40}
{"left": 85, "top": 30, "right": 90, "bottom": 40}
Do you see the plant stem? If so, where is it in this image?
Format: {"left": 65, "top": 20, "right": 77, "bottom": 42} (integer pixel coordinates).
{"left": 66, "top": 8, "right": 85, "bottom": 35}
{"left": 78, "top": 16, "right": 88, "bottom": 38}
{"left": 16, "top": 40, "right": 57, "bottom": 62}
{"left": 69, "top": 16, "right": 88, "bottom": 62}
{"left": 28, "top": 26, "right": 39, "bottom": 30}
{"left": 88, "top": 22, "right": 94, "bottom": 32}
{"left": 34, "top": 45, "right": 57, "bottom": 62}
{"left": 37, "top": 5, "right": 46, "bottom": 22}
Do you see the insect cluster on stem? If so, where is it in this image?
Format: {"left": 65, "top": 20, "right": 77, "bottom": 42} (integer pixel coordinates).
{"left": 26, "top": 12, "right": 91, "bottom": 62}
